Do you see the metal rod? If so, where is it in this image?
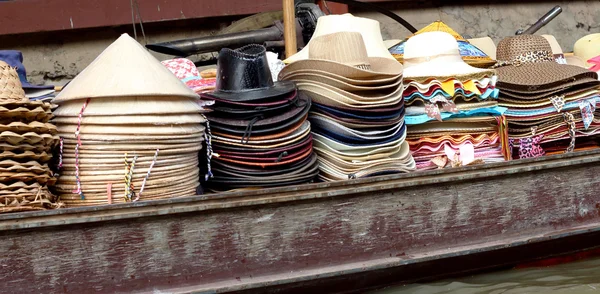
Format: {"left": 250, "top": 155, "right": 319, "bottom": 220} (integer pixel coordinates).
{"left": 145, "top": 26, "right": 283, "bottom": 56}
{"left": 283, "top": 0, "right": 297, "bottom": 58}
{"left": 522, "top": 6, "right": 563, "bottom": 35}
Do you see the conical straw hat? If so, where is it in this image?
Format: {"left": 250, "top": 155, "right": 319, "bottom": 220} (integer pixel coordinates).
{"left": 52, "top": 96, "right": 206, "bottom": 116}
{"left": 57, "top": 123, "right": 204, "bottom": 134}
{"left": 52, "top": 113, "right": 206, "bottom": 125}
{"left": 53, "top": 33, "right": 198, "bottom": 103}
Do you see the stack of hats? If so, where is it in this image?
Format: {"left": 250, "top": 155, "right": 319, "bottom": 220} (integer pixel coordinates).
{"left": 0, "top": 51, "right": 56, "bottom": 102}
{"left": 401, "top": 32, "right": 508, "bottom": 170}
{"left": 0, "top": 61, "right": 60, "bottom": 212}
{"left": 200, "top": 44, "right": 318, "bottom": 191}
{"left": 161, "top": 58, "right": 218, "bottom": 94}
{"left": 389, "top": 21, "right": 497, "bottom": 68}
{"left": 52, "top": 34, "right": 208, "bottom": 207}
{"left": 494, "top": 35, "right": 600, "bottom": 158}
{"left": 280, "top": 32, "right": 415, "bottom": 181}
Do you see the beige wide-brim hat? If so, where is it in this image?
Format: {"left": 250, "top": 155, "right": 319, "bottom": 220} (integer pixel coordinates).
{"left": 468, "top": 37, "right": 497, "bottom": 60}
{"left": 52, "top": 113, "right": 206, "bottom": 125}
{"left": 284, "top": 14, "right": 395, "bottom": 64}
{"left": 57, "top": 123, "right": 204, "bottom": 134}
{"left": 279, "top": 32, "right": 403, "bottom": 80}
{"left": 403, "top": 32, "right": 495, "bottom": 79}
{"left": 54, "top": 34, "right": 198, "bottom": 103}
{"left": 574, "top": 33, "right": 600, "bottom": 68}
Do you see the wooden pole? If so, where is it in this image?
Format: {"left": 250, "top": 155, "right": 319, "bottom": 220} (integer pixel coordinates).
{"left": 283, "top": 0, "right": 297, "bottom": 58}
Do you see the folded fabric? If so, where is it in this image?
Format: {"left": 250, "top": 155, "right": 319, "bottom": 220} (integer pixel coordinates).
{"left": 405, "top": 106, "right": 507, "bottom": 125}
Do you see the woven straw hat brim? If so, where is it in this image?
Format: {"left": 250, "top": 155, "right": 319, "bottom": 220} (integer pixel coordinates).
{"left": 53, "top": 96, "right": 207, "bottom": 116}
{"left": 404, "top": 60, "right": 494, "bottom": 80}
{"left": 280, "top": 57, "right": 403, "bottom": 79}
{"left": 56, "top": 123, "right": 204, "bottom": 135}
{"left": 58, "top": 164, "right": 198, "bottom": 183}
{"left": 499, "top": 89, "right": 599, "bottom": 107}
{"left": 497, "top": 78, "right": 600, "bottom": 99}
{"left": 298, "top": 83, "right": 403, "bottom": 109}
{"left": 0, "top": 121, "right": 57, "bottom": 134}
{"left": 52, "top": 113, "right": 206, "bottom": 125}
{"left": 0, "top": 131, "right": 58, "bottom": 146}
{"left": 62, "top": 136, "right": 204, "bottom": 145}
{"left": 283, "top": 73, "right": 402, "bottom": 91}
{"left": 61, "top": 145, "right": 201, "bottom": 156}
{"left": 58, "top": 132, "right": 204, "bottom": 141}
{"left": 56, "top": 176, "right": 199, "bottom": 194}
{"left": 395, "top": 54, "right": 497, "bottom": 69}
{"left": 290, "top": 79, "right": 402, "bottom": 101}
{"left": 496, "top": 62, "right": 598, "bottom": 90}
{"left": 54, "top": 34, "right": 198, "bottom": 102}
{"left": 0, "top": 105, "right": 52, "bottom": 122}
{"left": 60, "top": 161, "right": 196, "bottom": 177}
{"left": 280, "top": 69, "right": 400, "bottom": 85}
{"left": 63, "top": 141, "right": 201, "bottom": 151}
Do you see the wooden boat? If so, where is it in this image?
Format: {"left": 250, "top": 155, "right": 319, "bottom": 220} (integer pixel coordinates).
{"left": 2, "top": 149, "right": 600, "bottom": 293}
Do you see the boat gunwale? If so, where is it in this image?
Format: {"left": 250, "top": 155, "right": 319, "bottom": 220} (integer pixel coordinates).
{"left": 1, "top": 148, "right": 600, "bottom": 230}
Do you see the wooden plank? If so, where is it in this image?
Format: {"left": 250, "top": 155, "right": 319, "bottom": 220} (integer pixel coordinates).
{"left": 0, "top": 0, "right": 283, "bottom": 36}
{"left": 1, "top": 150, "right": 600, "bottom": 293}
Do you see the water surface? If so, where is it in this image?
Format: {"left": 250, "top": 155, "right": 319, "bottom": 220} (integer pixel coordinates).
{"left": 371, "top": 257, "right": 600, "bottom": 293}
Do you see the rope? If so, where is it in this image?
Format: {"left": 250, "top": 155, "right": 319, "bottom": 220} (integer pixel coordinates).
{"left": 72, "top": 98, "right": 90, "bottom": 200}
{"left": 135, "top": 149, "right": 159, "bottom": 202}
{"left": 202, "top": 114, "right": 214, "bottom": 181}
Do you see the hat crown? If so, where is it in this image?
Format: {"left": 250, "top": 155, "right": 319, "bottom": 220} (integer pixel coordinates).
{"left": 308, "top": 32, "right": 371, "bottom": 69}
{"left": 215, "top": 44, "right": 274, "bottom": 93}
{"left": 403, "top": 31, "right": 461, "bottom": 60}
{"left": 0, "top": 61, "right": 28, "bottom": 103}
{"left": 496, "top": 35, "right": 553, "bottom": 62}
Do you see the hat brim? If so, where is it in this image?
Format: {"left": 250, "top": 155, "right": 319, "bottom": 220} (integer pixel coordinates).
{"left": 279, "top": 57, "right": 403, "bottom": 80}
{"left": 496, "top": 62, "right": 598, "bottom": 91}
{"left": 206, "top": 80, "right": 296, "bottom": 102}
{"left": 404, "top": 61, "right": 493, "bottom": 80}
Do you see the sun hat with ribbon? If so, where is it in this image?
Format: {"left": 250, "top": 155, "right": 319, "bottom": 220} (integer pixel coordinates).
{"left": 402, "top": 31, "right": 495, "bottom": 80}
{"left": 283, "top": 14, "right": 395, "bottom": 64}
{"left": 279, "top": 31, "right": 403, "bottom": 80}
{"left": 494, "top": 34, "right": 597, "bottom": 91}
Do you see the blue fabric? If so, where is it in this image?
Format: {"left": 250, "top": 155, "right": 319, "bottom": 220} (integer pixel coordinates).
{"left": 405, "top": 106, "right": 507, "bottom": 125}
{"left": 390, "top": 40, "right": 488, "bottom": 58}
{"left": 312, "top": 102, "right": 404, "bottom": 120}
{"left": 404, "top": 88, "right": 499, "bottom": 102}
{"left": 0, "top": 50, "right": 53, "bottom": 90}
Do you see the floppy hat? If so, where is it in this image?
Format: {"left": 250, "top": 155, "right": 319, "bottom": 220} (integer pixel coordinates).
{"left": 574, "top": 33, "right": 600, "bottom": 70}
{"left": 541, "top": 35, "right": 567, "bottom": 64}
{"left": 284, "top": 14, "right": 395, "bottom": 64}
{"left": 205, "top": 44, "right": 295, "bottom": 102}
{"left": 390, "top": 21, "right": 496, "bottom": 68}
{"left": 279, "top": 32, "right": 403, "bottom": 80}
{"left": 403, "top": 31, "right": 495, "bottom": 80}
{"left": 54, "top": 34, "right": 198, "bottom": 102}
{"left": 494, "top": 34, "right": 597, "bottom": 90}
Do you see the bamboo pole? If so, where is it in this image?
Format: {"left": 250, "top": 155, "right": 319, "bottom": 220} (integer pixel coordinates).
{"left": 283, "top": 0, "right": 297, "bottom": 58}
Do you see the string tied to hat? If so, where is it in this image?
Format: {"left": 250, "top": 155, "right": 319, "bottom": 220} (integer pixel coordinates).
{"left": 202, "top": 114, "right": 214, "bottom": 181}
{"left": 241, "top": 115, "right": 264, "bottom": 144}
{"left": 72, "top": 98, "right": 91, "bottom": 200}
{"left": 135, "top": 149, "right": 159, "bottom": 202}
{"left": 492, "top": 50, "right": 554, "bottom": 68}
{"left": 562, "top": 112, "right": 577, "bottom": 153}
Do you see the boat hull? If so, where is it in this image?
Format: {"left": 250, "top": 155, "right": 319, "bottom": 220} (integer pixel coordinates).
{"left": 1, "top": 150, "right": 600, "bottom": 293}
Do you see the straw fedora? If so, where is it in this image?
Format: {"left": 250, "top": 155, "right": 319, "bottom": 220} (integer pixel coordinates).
{"left": 279, "top": 32, "right": 403, "bottom": 80}
{"left": 284, "top": 14, "right": 395, "bottom": 64}
{"left": 574, "top": 33, "right": 600, "bottom": 69}
{"left": 0, "top": 61, "right": 30, "bottom": 105}
{"left": 54, "top": 34, "right": 198, "bottom": 102}
{"left": 494, "top": 35, "right": 597, "bottom": 90}
{"left": 403, "top": 32, "right": 495, "bottom": 80}
{"left": 390, "top": 21, "right": 496, "bottom": 68}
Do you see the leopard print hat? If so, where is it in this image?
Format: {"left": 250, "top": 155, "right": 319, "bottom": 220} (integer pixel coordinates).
{"left": 493, "top": 35, "right": 597, "bottom": 92}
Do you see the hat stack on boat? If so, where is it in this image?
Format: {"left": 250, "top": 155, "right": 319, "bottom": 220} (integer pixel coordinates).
{"left": 0, "top": 61, "right": 60, "bottom": 212}
{"left": 494, "top": 35, "right": 600, "bottom": 158}
{"left": 51, "top": 34, "right": 208, "bottom": 206}
{"left": 390, "top": 21, "right": 497, "bottom": 68}
{"left": 401, "top": 32, "right": 508, "bottom": 170}
{"left": 280, "top": 31, "right": 416, "bottom": 181}
{"left": 200, "top": 44, "right": 319, "bottom": 191}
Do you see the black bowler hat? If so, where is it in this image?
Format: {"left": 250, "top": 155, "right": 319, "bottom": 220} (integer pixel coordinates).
{"left": 209, "top": 44, "right": 295, "bottom": 101}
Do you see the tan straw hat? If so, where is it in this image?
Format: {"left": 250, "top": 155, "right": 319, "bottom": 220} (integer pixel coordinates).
{"left": 403, "top": 31, "right": 494, "bottom": 80}
{"left": 279, "top": 31, "right": 403, "bottom": 80}
{"left": 54, "top": 34, "right": 198, "bottom": 103}
{"left": 574, "top": 33, "right": 600, "bottom": 69}
{"left": 0, "top": 61, "right": 29, "bottom": 105}
{"left": 284, "top": 14, "right": 395, "bottom": 64}
{"left": 494, "top": 34, "right": 597, "bottom": 90}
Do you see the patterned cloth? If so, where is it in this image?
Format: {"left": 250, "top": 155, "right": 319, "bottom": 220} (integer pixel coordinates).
{"left": 161, "top": 58, "right": 216, "bottom": 93}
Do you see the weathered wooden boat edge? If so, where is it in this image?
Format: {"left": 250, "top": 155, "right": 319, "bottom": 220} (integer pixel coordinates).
{"left": 1, "top": 148, "right": 600, "bottom": 230}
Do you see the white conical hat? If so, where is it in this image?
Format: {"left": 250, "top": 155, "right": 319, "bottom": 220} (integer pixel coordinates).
{"left": 283, "top": 14, "right": 395, "bottom": 64}
{"left": 53, "top": 34, "right": 198, "bottom": 103}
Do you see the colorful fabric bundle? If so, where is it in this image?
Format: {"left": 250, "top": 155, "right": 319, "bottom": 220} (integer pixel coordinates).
{"left": 200, "top": 44, "right": 319, "bottom": 191}
{"left": 281, "top": 31, "right": 415, "bottom": 181}
{"left": 401, "top": 31, "right": 508, "bottom": 170}
{"left": 52, "top": 34, "right": 208, "bottom": 207}
{"left": 494, "top": 35, "right": 600, "bottom": 159}
{"left": 0, "top": 61, "right": 60, "bottom": 213}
